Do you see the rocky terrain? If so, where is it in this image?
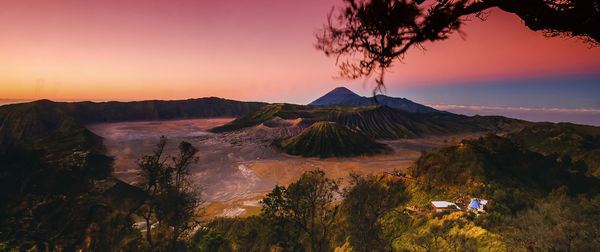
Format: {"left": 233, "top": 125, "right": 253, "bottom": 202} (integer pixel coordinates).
{"left": 88, "top": 118, "right": 486, "bottom": 217}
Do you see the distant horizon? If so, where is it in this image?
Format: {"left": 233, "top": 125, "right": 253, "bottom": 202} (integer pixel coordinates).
{"left": 2, "top": 1, "right": 600, "bottom": 105}
{"left": 2, "top": 0, "right": 598, "bottom": 127}
{"left": 3, "top": 79, "right": 599, "bottom": 127}
{"left": 3, "top": 72, "right": 599, "bottom": 105}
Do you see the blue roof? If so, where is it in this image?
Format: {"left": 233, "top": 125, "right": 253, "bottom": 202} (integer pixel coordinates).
{"left": 469, "top": 200, "right": 481, "bottom": 209}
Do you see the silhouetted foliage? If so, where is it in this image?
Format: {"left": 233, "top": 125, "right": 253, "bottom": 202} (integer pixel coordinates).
{"left": 316, "top": 0, "right": 600, "bottom": 92}
{"left": 0, "top": 146, "right": 144, "bottom": 251}
{"left": 135, "top": 136, "right": 203, "bottom": 251}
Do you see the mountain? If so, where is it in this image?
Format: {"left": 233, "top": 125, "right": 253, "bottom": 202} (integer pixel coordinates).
{"left": 0, "top": 100, "right": 86, "bottom": 150}
{"left": 0, "top": 98, "right": 266, "bottom": 145}
{"left": 273, "top": 121, "right": 388, "bottom": 158}
{"left": 308, "top": 87, "right": 439, "bottom": 113}
{"left": 0, "top": 127, "right": 145, "bottom": 250}
{"left": 308, "top": 87, "right": 361, "bottom": 106}
{"left": 211, "top": 104, "right": 530, "bottom": 139}
{"left": 0, "top": 101, "right": 149, "bottom": 250}
{"left": 328, "top": 105, "right": 524, "bottom": 139}
{"left": 507, "top": 123, "right": 600, "bottom": 178}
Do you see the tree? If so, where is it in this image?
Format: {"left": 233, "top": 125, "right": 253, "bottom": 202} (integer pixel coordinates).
{"left": 507, "top": 188, "right": 600, "bottom": 251}
{"left": 136, "top": 136, "right": 202, "bottom": 250}
{"left": 340, "top": 174, "right": 408, "bottom": 251}
{"left": 261, "top": 170, "right": 339, "bottom": 252}
{"left": 198, "top": 231, "right": 233, "bottom": 252}
{"left": 0, "top": 146, "right": 144, "bottom": 251}
{"left": 316, "top": 0, "right": 600, "bottom": 93}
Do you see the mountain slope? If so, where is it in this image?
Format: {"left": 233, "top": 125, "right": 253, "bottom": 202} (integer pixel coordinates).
{"left": 209, "top": 103, "right": 358, "bottom": 133}
{"left": 308, "top": 87, "right": 361, "bottom": 106}
{"left": 508, "top": 123, "right": 600, "bottom": 177}
{"left": 308, "top": 87, "right": 439, "bottom": 113}
{"left": 274, "top": 121, "right": 388, "bottom": 158}
{"left": 330, "top": 106, "right": 532, "bottom": 139}
{"left": 0, "top": 98, "right": 266, "bottom": 145}
{"left": 409, "top": 133, "right": 599, "bottom": 214}
{"left": 64, "top": 97, "right": 266, "bottom": 123}
{"left": 212, "top": 104, "right": 530, "bottom": 139}
{"left": 328, "top": 95, "right": 440, "bottom": 113}
{"left": 0, "top": 100, "right": 83, "bottom": 147}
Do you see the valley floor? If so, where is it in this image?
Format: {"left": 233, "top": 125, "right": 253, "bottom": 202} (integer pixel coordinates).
{"left": 88, "top": 118, "right": 485, "bottom": 218}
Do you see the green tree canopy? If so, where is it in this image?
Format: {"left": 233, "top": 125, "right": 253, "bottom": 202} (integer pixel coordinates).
{"left": 261, "top": 170, "right": 339, "bottom": 252}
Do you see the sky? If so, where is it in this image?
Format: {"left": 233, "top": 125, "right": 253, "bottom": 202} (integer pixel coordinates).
{"left": 0, "top": 0, "right": 599, "bottom": 124}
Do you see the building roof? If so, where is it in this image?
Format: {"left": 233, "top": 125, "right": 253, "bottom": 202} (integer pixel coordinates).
{"left": 469, "top": 200, "right": 481, "bottom": 209}
{"left": 431, "top": 201, "right": 460, "bottom": 209}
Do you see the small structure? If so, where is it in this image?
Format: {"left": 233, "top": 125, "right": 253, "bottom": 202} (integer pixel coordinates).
{"left": 431, "top": 201, "right": 461, "bottom": 212}
{"left": 468, "top": 198, "right": 488, "bottom": 213}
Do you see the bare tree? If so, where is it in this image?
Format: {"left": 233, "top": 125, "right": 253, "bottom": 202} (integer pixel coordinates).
{"left": 316, "top": 0, "right": 600, "bottom": 93}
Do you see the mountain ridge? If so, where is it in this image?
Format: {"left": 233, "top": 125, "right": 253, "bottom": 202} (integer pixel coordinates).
{"left": 211, "top": 103, "right": 531, "bottom": 139}
{"left": 308, "top": 87, "right": 440, "bottom": 113}
{"left": 0, "top": 98, "right": 267, "bottom": 145}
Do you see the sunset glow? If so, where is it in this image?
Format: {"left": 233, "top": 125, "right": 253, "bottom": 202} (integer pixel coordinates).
{"left": 1, "top": 0, "right": 599, "bottom": 104}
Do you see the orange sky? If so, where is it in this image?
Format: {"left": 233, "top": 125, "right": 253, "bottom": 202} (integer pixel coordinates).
{"left": 1, "top": 0, "right": 599, "bottom": 104}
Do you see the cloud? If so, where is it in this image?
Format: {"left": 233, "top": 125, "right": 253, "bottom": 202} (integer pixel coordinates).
{"left": 427, "top": 104, "right": 600, "bottom": 126}
{"left": 429, "top": 104, "right": 600, "bottom": 114}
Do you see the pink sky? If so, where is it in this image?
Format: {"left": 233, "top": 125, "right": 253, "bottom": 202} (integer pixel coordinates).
{"left": 1, "top": 0, "right": 599, "bottom": 104}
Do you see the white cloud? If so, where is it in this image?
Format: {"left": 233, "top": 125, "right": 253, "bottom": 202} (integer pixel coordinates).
{"left": 429, "top": 104, "right": 600, "bottom": 114}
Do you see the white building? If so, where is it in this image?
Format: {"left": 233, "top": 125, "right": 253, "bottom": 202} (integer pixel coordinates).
{"left": 431, "top": 201, "right": 461, "bottom": 212}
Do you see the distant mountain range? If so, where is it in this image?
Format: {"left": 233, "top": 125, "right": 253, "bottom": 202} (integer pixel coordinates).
{"left": 308, "top": 87, "right": 439, "bottom": 113}
{"left": 211, "top": 103, "right": 531, "bottom": 139}
{"left": 1, "top": 90, "right": 598, "bottom": 162}
{"left": 0, "top": 98, "right": 266, "bottom": 146}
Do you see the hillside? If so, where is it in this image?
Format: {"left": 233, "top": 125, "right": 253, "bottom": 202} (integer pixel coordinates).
{"left": 210, "top": 103, "right": 346, "bottom": 133}
{"left": 329, "top": 106, "right": 530, "bottom": 139}
{"left": 65, "top": 97, "right": 266, "bottom": 123}
{"left": 274, "top": 122, "right": 388, "bottom": 158}
{"left": 508, "top": 123, "right": 600, "bottom": 177}
{"left": 308, "top": 87, "right": 439, "bottom": 113}
{"left": 0, "top": 111, "right": 145, "bottom": 250}
{"left": 0, "top": 100, "right": 86, "bottom": 149}
{"left": 409, "top": 133, "right": 599, "bottom": 214}
{"left": 212, "top": 104, "right": 530, "bottom": 139}
{"left": 0, "top": 98, "right": 266, "bottom": 145}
